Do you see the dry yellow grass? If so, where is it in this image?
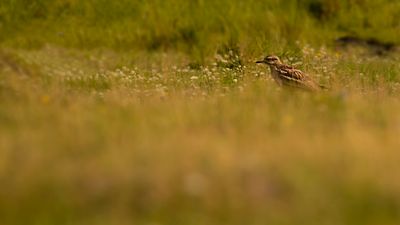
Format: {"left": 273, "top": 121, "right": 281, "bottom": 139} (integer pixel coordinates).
{"left": 1, "top": 46, "right": 400, "bottom": 225}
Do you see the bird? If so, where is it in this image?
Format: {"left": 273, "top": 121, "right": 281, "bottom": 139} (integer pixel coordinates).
{"left": 256, "top": 55, "right": 325, "bottom": 91}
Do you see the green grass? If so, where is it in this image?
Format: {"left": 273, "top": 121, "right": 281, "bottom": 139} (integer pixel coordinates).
{"left": 2, "top": 0, "right": 400, "bottom": 56}
{"left": 1, "top": 1, "right": 400, "bottom": 225}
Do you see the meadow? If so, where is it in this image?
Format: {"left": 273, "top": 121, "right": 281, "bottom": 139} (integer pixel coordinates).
{"left": 1, "top": 0, "right": 400, "bottom": 225}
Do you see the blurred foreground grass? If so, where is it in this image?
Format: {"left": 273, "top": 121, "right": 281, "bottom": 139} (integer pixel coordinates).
{"left": 1, "top": 45, "right": 400, "bottom": 225}
{"left": 1, "top": 0, "right": 400, "bottom": 224}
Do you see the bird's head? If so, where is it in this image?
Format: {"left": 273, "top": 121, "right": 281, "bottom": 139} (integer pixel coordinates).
{"left": 256, "top": 55, "right": 281, "bottom": 65}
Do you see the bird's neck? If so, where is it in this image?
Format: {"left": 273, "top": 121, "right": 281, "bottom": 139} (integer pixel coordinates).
{"left": 268, "top": 64, "right": 279, "bottom": 71}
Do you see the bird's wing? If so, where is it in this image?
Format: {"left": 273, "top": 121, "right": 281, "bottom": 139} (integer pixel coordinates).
{"left": 275, "top": 64, "right": 307, "bottom": 82}
{"left": 275, "top": 64, "right": 320, "bottom": 91}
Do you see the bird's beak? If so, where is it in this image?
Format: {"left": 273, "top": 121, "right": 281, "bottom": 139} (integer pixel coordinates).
{"left": 256, "top": 60, "right": 264, "bottom": 64}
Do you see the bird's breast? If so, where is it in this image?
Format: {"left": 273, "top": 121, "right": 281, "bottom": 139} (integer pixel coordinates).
{"left": 268, "top": 66, "right": 283, "bottom": 86}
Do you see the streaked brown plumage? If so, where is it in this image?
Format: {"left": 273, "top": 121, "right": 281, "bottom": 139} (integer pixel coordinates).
{"left": 256, "top": 55, "right": 324, "bottom": 91}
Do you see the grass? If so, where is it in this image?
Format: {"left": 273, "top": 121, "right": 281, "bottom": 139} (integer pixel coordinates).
{"left": 2, "top": 0, "right": 400, "bottom": 55}
{"left": 1, "top": 45, "right": 400, "bottom": 225}
{"left": 1, "top": 1, "right": 400, "bottom": 225}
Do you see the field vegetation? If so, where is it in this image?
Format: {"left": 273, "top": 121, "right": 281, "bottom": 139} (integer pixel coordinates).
{"left": 1, "top": 0, "right": 400, "bottom": 225}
